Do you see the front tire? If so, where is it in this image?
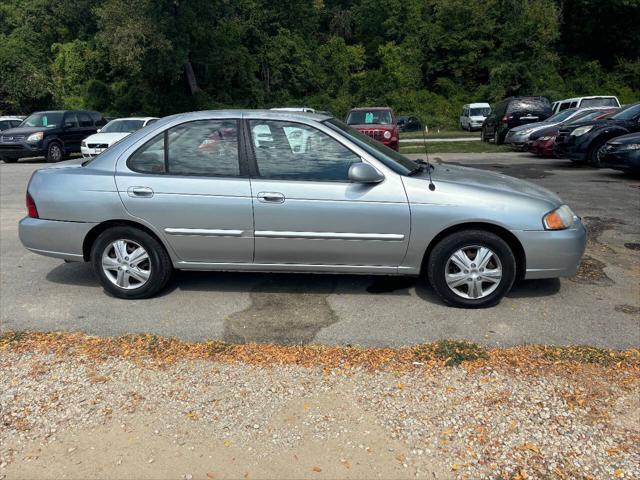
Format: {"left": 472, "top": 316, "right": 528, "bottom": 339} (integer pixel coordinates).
{"left": 587, "top": 138, "right": 608, "bottom": 168}
{"left": 90, "top": 226, "right": 172, "bottom": 299}
{"left": 427, "top": 230, "right": 516, "bottom": 308}
{"left": 46, "top": 142, "right": 64, "bottom": 163}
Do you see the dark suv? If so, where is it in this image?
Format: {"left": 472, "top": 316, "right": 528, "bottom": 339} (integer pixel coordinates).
{"left": 0, "top": 110, "right": 106, "bottom": 163}
{"left": 481, "top": 97, "right": 552, "bottom": 145}
{"left": 554, "top": 103, "right": 640, "bottom": 167}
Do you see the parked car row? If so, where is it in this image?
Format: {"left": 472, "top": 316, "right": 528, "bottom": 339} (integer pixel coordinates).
{"left": 0, "top": 110, "right": 158, "bottom": 163}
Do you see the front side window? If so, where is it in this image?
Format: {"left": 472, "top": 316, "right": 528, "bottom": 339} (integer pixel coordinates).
{"left": 250, "top": 120, "right": 360, "bottom": 181}
{"left": 127, "top": 119, "right": 240, "bottom": 176}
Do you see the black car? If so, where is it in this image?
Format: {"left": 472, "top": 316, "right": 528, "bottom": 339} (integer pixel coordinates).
{"left": 0, "top": 110, "right": 106, "bottom": 163}
{"left": 481, "top": 96, "right": 552, "bottom": 145}
{"left": 397, "top": 115, "right": 422, "bottom": 132}
{"left": 554, "top": 103, "right": 640, "bottom": 167}
{"left": 600, "top": 132, "right": 640, "bottom": 173}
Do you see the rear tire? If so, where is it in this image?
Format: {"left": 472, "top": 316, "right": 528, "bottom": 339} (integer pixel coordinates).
{"left": 481, "top": 126, "right": 487, "bottom": 142}
{"left": 90, "top": 226, "right": 172, "bottom": 299}
{"left": 1, "top": 156, "right": 17, "bottom": 163}
{"left": 46, "top": 142, "right": 64, "bottom": 163}
{"left": 493, "top": 130, "right": 503, "bottom": 145}
{"left": 427, "top": 230, "right": 516, "bottom": 308}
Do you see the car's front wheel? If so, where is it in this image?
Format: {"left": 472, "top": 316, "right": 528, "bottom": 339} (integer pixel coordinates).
{"left": 90, "top": 226, "right": 172, "bottom": 299}
{"left": 427, "top": 230, "right": 516, "bottom": 308}
{"left": 46, "top": 142, "right": 64, "bottom": 163}
{"left": 588, "top": 138, "right": 608, "bottom": 168}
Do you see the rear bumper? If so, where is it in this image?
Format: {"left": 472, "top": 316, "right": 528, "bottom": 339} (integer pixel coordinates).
{"left": 19, "top": 217, "right": 97, "bottom": 261}
{"left": 514, "top": 222, "right": 587, "bottom": 279}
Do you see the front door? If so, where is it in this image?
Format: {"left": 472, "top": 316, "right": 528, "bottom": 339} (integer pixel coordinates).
{"left": 115, "top": 119, "right": 254, "bottom": 263}
{"left": 246, "top": 119, "right": 410, "bottom": 268}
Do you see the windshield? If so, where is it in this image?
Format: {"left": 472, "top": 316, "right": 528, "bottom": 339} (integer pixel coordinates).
{"left": 546, "top": 108, "right": 578, "bottom": 123}
{"left": 611, "top": 103, "right": 640, "bottom": 120}
{"left": 21, "top": 112, "right": 63, "bottom": 128}
{"left": 469, "top": 108, "right": 490, "bottom": 116}
{"left": 101, "top": 119, "right": 145, "bottom": 133}
{"left": 581, "top": 98, "right": 618, "bottom": 108}
{"left": 346, "top": 110, "right": 393, "bottom": 125}
{"left": 325, "top": 118, "right": 415, "bottom": 175}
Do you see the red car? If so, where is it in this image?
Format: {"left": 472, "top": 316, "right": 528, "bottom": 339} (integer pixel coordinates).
{"left": 345, "top": 107, "right": 399, "bottom": 151}
{"left": 530, "top": 132, "right": 558, "bottom": 157}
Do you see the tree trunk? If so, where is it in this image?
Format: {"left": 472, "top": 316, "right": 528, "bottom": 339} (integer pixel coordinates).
{"left": 184, "top": 60, "right": 200, "bottom": 95}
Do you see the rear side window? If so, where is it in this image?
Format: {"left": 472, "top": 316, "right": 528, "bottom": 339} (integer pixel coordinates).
{"left": 64, "top": 113, "right": 79, "bottom": 128}
{"left": 127, "top": 120, "right": 240, "bottom": 176}
{"left": 507, "top": 99, "right": 550, "bottom": 114}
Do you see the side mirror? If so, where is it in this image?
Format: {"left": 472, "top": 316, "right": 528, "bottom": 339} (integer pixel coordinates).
{"left": 348, "top": 163, "right": 384, "bottom": 184}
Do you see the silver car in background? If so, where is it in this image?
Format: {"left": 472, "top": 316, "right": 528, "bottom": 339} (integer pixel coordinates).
{"left": 19, "top": 110, "right": 586, "bottom": 308}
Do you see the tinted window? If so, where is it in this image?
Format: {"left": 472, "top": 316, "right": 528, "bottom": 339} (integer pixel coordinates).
{"left": 506, "top": 99, "right": 551, "bottom": 115}
{"left": 10, "top": 120, "right": 21, "bottom": 128}
{"left": 64, "top": 113, "right": 79, "bottom": 128}
{"left": 250, "top": 120, "right": 360, "bottom": 181}
{"left": 22, "top": 112, "right": 64, "bottom": 128}
{"left": 168, "top": 120, "right": 239, "bottom": 176}
{"left": 0, "top": 121, "right": 9, "bottom": 130}
{"left": 580, "top": 98, "right": 618, "bottom": 108}
{"left": 346, "top": 110, "right": 393, "bottom": 125}
{"left": 128, "top": 120, "right": 240, "bottom": 176}
{"left": 78, "top": 113, "right": 93, "bottom": 127}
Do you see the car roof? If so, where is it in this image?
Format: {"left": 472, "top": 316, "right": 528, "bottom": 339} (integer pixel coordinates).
{"left": 348, "top": 107, "right": 392, "bottom": 111}
{"left": 107, "top": 117, "right": 159, "bottom": 122}
{"left": 467, "top": 103, "right": 490, "bottom": 108}
{"left": 0, "top": 116, "right": 24, "bottom": 120}
{"left": 161, "top": 109, "right": 333, "bottom": 123}
{"left": 557, "top": 95, "right": 618, "bottom": 102}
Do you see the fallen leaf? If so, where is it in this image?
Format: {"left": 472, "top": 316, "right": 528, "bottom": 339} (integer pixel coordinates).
{"left": 607, "top": 447, "right": 621, "bottom": 456}
{"left": 451, "top": 463, "right": 458, "bottom": 471}
{"left": 614, "top": 469, "right": 623, "bottom": 478}
{"left": 206, "top": 473, "right": 215, "bottom": 479}
{"left": 312, "top": 466, "right": 322, "bottom": 473}
{"left": 397, "top": 383, "right": 405, "bottom": 390}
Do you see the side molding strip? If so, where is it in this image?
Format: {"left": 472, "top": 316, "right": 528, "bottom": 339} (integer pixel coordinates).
{"left": 165, "top": 228, "right": 244, "bottom": 237}
{"left": 254, "top": 231, "right": 405, "bottom": 241}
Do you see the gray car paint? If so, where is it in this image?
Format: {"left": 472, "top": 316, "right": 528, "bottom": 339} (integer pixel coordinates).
{"left": 19, "top": 110, "right": 586, "bottom": 280}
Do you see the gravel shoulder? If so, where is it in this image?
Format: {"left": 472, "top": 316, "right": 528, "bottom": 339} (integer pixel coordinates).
{"left": 1, "top": 337, "right": 639, "bottom": 480}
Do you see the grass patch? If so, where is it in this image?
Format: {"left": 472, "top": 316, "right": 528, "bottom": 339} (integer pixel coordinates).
{"left": 400, "top": 130, "right": 479, "bottom": 140}
{"left": 415, "top": 340, "right": 488, "bottom": 367}
{"left": 400, "top": 141, "right": 512, "bottom": 154}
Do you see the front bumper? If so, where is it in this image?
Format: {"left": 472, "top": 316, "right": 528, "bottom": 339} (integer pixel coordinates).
{"left": 600, "top": 150, "right": 640, "bottom": 172}
{"left": 81, "top": 146, "right": 107, "bottom": 158}
{"left": 19, "top": 217, "right": 97, "bottom": 261}
{"left": 0, "top": 141, "right": 46, "bottom": 159}
{"left": 514, "top": 221, "right": 587, "bottom": 280}
{"left": 505, "top": 132, "right": 528, "bottom": 149}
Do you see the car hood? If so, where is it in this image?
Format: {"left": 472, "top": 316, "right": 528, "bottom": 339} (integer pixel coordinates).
{"left": 510, "top": 121, "right": 555, "bottom": 133}
{"left": 83, "top": 132, "right": 130, "bottom": 145}
{"left": 1, "top": 126, "right": 51, "bottom": 136}
{"left": 430, "top": 163, "right": 562, "bottom": 204}
{"left": 607, "top": 132, "right": 640, "bottom": 145}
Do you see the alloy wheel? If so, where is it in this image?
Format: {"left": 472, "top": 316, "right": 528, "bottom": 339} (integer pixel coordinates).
{"left": 101, "top": 239, "right": 151, "bottom": 289}
{"left": 445, "top": 245, "right": 503, "bottom": 299}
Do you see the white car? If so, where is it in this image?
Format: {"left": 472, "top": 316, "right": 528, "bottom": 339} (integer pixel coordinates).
{"left": 0, "top": 116, "right": 25, "bottom": 132}
{"left": 81, "top": 117, "right": 158, "bottom": 158}
{"left": 459, "top": 103, "right": 491, "bottom": 131}
{"left": 550, "top": 96, "right": 620, "bottom": 115}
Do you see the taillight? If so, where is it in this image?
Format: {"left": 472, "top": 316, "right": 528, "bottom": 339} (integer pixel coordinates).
{"left": 501, "top": 115, "right": 508, "bottom": 123}
{"left": 26, "top": 192, "right": 39, "bottom": 218}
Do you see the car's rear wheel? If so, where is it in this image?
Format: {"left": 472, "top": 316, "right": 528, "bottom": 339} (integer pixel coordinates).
{"left": 481, "top": 126, "right": 487, "bottom": 142}
{"left": 1, "top": 155, "right": 17, "bottom": 163}
{"left": 90, "top": 226, "right": 172, "bottom": 299}
{"left": 587, "top": 138, "right": 608, "bottom": 168}
{"left": 427, "top": 230, "right": 516, "bottom": 308}
{"left": 46, "top": 142, "right": 63, "bottom": 163}
{"left": 493, "top": 130, "right": 503, "bottom": 145}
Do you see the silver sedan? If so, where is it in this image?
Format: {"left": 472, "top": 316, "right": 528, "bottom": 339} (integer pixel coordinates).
{"left": 19, "top": 110, "right": 586, "bottom": 308}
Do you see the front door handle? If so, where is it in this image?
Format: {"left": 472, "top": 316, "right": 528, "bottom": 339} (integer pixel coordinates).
{"left": 128, "top": 186, "right": 154, "bottom": 198}
{"left": 257, "top": 192, "right": 285, "bottom": 203}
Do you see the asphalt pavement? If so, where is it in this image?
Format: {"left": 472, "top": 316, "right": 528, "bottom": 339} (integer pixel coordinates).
{"left": 1, "top": 153, "right": 639, "bottom": 348}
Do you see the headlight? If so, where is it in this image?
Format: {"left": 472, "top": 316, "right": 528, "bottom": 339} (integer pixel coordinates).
{"left": 383, "top": 131, "right": 392, "bottom": 139}
{"left": 539, "top": 136, "right": 552, "bottom": 141}
{"left": 619, "top": 143, "right": 640, "bottom": 151}
{"left": 570, "top": 125, "right": 593, "bottom": 137}
{"left": 27, "top": 132, "right": 43, "bottom": 143}
{"left": 81, "top": 141, "right": 87, "bottom": 147}
{"left": 520, "top": 128, "right": 534, "bottom": 135}
{"left": 543, "top": 205, "right": 576, "bottom": 230}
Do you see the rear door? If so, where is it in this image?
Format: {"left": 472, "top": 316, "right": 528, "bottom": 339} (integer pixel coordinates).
{"left": 115, "top": 118, "right": 254, "bottom": 263}
{"left": 246, "top": 118, "right": 410, "bottom": 269}
{"left": 77, "top": 112, "right": 98, "bottom": 149}
{"left": 61, "top": 112, "right": 82, "bottom": 152}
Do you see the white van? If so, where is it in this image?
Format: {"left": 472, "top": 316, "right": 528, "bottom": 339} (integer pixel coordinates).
{"left": 550, "top": 96, "right": 620, "bottom": 114}
{"left": 459, "top": 103, "right": 491, "bottom": 131}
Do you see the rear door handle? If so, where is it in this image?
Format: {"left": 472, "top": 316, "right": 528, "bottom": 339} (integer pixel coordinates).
{"left": 257, "top": 192, "right": 285, "bottom": 203}
{"left": 128, "top": 186, "right": 154, "bottom": 198}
